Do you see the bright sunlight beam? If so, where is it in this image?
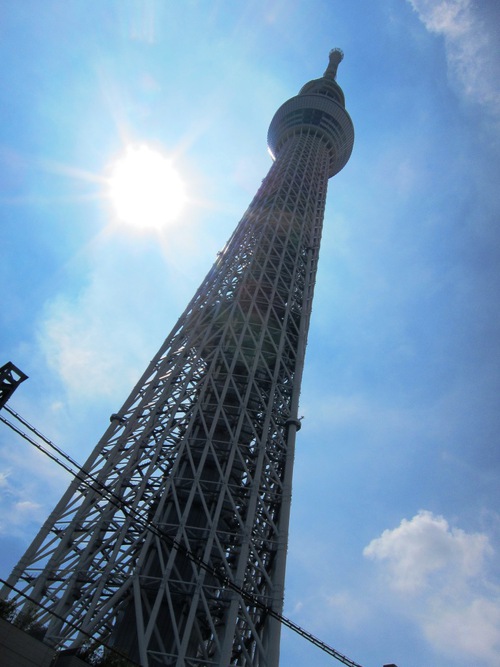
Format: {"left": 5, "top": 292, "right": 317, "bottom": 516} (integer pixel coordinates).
{"left": 108, "top": 145, "right": 187, "bottom": 230}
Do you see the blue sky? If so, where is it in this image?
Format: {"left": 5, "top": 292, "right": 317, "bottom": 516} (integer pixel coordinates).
{"left": 1, "top": 1, "right": 500, "bottom": 666}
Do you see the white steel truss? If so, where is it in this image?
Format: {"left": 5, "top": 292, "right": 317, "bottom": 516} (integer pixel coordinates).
{"left": 3, "top": 49, "right": 354, "bottom": 667}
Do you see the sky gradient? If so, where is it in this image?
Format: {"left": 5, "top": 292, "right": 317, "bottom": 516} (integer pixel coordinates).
{"left": 1, "top": 2, "right": 500, "bottom": 666}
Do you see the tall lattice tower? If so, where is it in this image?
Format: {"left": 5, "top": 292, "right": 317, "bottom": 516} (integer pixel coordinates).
{"left": 3, "top": 49, "right": 354, "bottom": 666}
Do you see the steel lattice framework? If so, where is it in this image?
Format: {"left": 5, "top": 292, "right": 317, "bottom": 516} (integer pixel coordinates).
{"left": 3, "top": 49, "right": 354, "bottom": 666}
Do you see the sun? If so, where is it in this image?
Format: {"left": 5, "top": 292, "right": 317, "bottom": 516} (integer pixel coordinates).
{"left": 108, "top": 145, "right": 187, "bottom": 230}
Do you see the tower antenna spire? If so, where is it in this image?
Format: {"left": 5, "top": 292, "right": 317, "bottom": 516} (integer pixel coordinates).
{"left": 325, "top": 47, "right": 344, "bottom": 79}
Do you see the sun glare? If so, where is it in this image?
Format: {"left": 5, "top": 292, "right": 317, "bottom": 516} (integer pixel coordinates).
{"left": 108, "top": 145, "right": 187, "bottom": 230}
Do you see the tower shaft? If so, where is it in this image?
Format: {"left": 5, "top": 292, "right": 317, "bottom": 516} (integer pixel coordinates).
{"left": 3, "top": 50, "right": 354, "bottom": 667}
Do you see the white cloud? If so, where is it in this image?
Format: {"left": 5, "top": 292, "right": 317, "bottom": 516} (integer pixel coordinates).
{"left": 408, "top": 0, "right": 470, "bottom": 36}
{"left": 364, "top": 510, "right": 500, "bottom": 664}
{"left": 14, "top": 500, "right": 42, "bottom": 514}
{"left": 0, "top": 489, "right": 46, "bottom": 535}
{"left": 364, "top": 510, "right": 491, "bottom": 592}
{"left": 407, "top": 0, "right": 500, "bottom": 120}
{"left": 0, "top": 470, "right": 9, "bottom": 488}
{"left": 37, "top": 265, "right": 154, "bottom": 403}
{"left": 40, "top": 292, "right": 125, "bottom": 400}
{"left": 425, "top": 597, "right": 500, "bottom": 664}
{"left": 0, "top": 439, "right": 69, "bottom": 537}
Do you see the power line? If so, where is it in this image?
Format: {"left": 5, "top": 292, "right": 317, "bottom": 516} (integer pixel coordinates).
{"left": 1, "top": 405, "right": 365, "bottom": 667}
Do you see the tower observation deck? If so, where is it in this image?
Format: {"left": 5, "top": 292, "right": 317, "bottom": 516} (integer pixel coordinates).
{"left": 2, "top": 50, "right": 354, "bottom": 666}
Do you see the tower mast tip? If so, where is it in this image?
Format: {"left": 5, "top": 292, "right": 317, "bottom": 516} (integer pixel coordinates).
{"left": 329, "top": 47, "right": 344, "bottom": 62}
{"left": 325, "top": 48, "right": 344, "bottom": 79}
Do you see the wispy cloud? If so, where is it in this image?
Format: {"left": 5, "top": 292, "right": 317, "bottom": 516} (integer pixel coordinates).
{"left": 407, "top": 0, "right": 500, "bottom": 121}
{"left": 365, "top": 510, "right": 500, "bottom": 664}
{"left": 0, "top": 452, "right": 66, "bottom": 537}
{"left": 39, "top": 291, "right": 131, "bottom": 401}
{"left": 37, "top": 256, "right": 160, "bottom": 404}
